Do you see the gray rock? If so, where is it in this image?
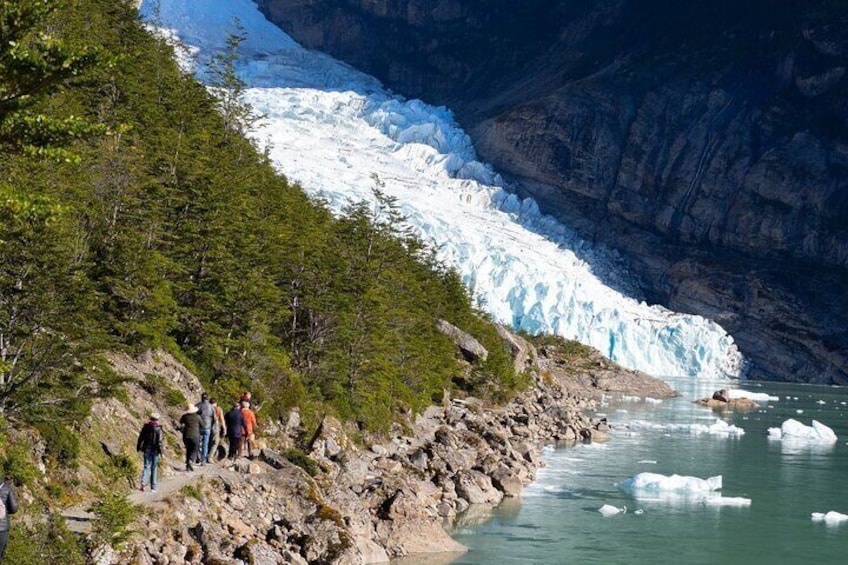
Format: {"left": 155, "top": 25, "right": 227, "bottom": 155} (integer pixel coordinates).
{"left": 491, "top": 469, "right": 523, "bottom": 498}
{"left": 435, "top": 319, "right": 488, "bottom": 362}
{"left": 455, "top": 470, "right": 503, "bottom": 505}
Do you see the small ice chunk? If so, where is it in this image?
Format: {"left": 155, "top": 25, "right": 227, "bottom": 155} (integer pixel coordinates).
{"left": 619, "top": 472, "right": 722, "bottom": 493}
{"left": 690, "top": 419, "right": 745, "bottom": 436}
{"left": 727, "top": 389, "right": 779, "bottom": 402}
{"left": 644, "top": 397, "right": 662, "bottom": 405}
{"left": 637, "top": 460, "right": 658, "bottom": 465}
{"left": 704, "top": 496, "right": 751, "bottom": 507}
{"left": 598, "top": 504, "right": 625, "bottom": 517}
{"left": 816, "top": 400, "right": 826, "bottom": 405}
{"left": 812, "top": 511, "right": 848, "bottom": 524}
{"left": 796, "top": 409, "right": 804, "bottom": 414}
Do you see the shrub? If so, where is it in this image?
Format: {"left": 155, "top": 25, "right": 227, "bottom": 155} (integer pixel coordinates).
{"left": 34, "top": 423, "right": 80, "bottom": 468}
{"left": 89, "top": 490, "right": 138, "bottom": 548}
{"left": 283, "top": 448, "right": 319, "bottom": 477}
{"left": 1, "top": 443, "right": 39, "bottom": 487}
{"left": 4, "top": 516, "right": 86, "bottom": 565}
{"left": 180, "top": 484, "right": 202, "bottom": 501}
{"left": 141, "top": 373, "right": 186, "bottom": 407}
{"left": 100, "top": 453, "right": 137, "bottom": 487}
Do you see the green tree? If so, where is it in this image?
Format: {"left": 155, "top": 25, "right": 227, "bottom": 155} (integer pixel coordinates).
{"left": 0, "top": 186, "right": 98, "bottom": 418}
{"left": 207, "top": 18, "right": 262, "bottom": 142}
{"left": 0, "top": 0, "right": 99, "bottom": 160}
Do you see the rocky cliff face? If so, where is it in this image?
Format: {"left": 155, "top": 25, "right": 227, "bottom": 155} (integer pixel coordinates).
{"left": 256, "top": 0, "right": 848, "bottom": 384}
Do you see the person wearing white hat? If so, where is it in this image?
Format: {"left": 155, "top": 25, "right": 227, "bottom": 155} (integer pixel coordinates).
{"left": 137, "top": 412, "right": 163, "bottom": 492}
{"left": 179, "top": 403, "right": 201, "bottom": 471}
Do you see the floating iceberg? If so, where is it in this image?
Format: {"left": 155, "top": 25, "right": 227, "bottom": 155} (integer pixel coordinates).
{"left": 704, "top": 497, "right": 752, "bottom": 507}
{"left": 598, "top": 504, "right": 627, "bottom": 517}
{"left": 618, "top": 473, "right": 751, "bottom": 506}
{"left": 767, "top": 419, "right": 837, "bottom": 443}
{"left": 812, "top": 511, "right": 848, "bottom": 524}
{"left": 727, "top": 389, "right": 779, "bottom": 402}
{"left": 691, "top": 419, "right": 745, "bottom": 436}
{"left": 619, "top": 472, "right": 722, "bottom": 494}
{"left": 627, "top": 419, "right": 744, "bottom": 436}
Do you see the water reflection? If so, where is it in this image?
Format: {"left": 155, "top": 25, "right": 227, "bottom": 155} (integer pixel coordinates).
{"left": 770, "top": 436, "right": 837, "bottom": 457}
{"left": 390, "top": 551, "right": 467, "bottom": 565}
{"left": 452, "top": 499, "right": 522, "bottom": 530}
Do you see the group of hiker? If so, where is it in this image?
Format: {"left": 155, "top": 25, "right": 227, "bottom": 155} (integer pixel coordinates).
{"left": 136, "top": 391, "right": 258, "bottom": 492}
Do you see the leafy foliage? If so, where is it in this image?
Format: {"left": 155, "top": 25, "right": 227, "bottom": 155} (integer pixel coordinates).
{"left": 4, "top": 516, "right": 87, "bottom": 565}
{"left": 0, "top": 0, "right": 102, "bottom": 160}
{"left": 89, "top": 490, "right": 138, "bottom": 548}
{"left": 0, "top": 0, "right": 525, "bottom": 436}
{"left": 0, "top": 442, "right": 38, "bottom": 486}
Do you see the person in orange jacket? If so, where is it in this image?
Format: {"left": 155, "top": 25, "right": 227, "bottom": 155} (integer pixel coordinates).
{"left": 240, "top": 400, "right": 257, "bottom": 458}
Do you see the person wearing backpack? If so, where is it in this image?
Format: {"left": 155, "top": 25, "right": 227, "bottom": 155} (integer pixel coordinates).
{"left": 179, "top": 404, "right": 202, "bottom": 471}
{"left": 196, "top": 393, "right": 214, "bottom": 465}
{"left": 224, "top": 401, "right": 245, "bottom": 460}
{"left": 0, "top": 475, "right": 19, "bottom": 561}
{"left": 136, "top": 412, "right": 164, "bottom": 492}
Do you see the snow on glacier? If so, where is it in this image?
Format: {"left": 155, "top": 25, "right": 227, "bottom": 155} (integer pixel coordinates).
{"left": 143, "top": 0, "right": 743, "bottom": 379}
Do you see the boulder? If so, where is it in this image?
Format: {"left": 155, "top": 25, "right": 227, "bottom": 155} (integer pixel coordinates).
{"left": 491, "top": 468, "right": 523, "bottom": 498}
{"left": 495, "top": 325, "right": 533, "bottom": 373}
{"left": 712, "top": 389, "right": 731, "bottom": 403}
{"left": 455, "top": 470, "right": 503, "bottom": 505}
{"left": 436, "top": 320, "right": 488, "bottom": 362}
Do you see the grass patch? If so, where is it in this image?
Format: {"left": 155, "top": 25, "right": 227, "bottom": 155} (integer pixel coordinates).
{"left": 180, "top": 483, "right": 203, "bottom": 501}
{"left": 283, "top": 448, "right": 319, "bottom": 477}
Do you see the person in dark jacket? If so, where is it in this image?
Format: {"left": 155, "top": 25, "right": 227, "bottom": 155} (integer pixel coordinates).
{"left": 224, "top": 401, "right": 245, "bottom": 460}
{"left": 196, "top": 393, "right": 214, "bottom": 465}
{"left": 136, "top": 412, "right": 164, "bottom": 492}
{"left": 179, "top": 404, "right": 201, "bottom": 471}
{"left": 0, "top": 475, "right": 19, "bottom": 561}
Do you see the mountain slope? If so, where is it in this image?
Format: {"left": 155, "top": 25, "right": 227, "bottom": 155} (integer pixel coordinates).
{"left": 150, "top": 0, "right": 744, "bottom": 380}
{"left": 256, "top": 0, "right": 848, "bottom": 383}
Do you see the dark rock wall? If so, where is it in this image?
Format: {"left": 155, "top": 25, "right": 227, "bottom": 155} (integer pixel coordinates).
{"left": 256, "top": 0, "right": 848, "bottom": 384}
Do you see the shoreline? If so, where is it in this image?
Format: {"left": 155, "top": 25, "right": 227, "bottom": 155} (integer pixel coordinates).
{"left": 98, "top": 337, "right": 678, "bottom": 564}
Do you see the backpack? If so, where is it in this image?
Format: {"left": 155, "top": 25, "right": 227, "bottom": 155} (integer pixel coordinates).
{"left": 0, "top": 485, "right": 7, "bottom": 520}
{"left": 138, "top": 422, "right": 162, "bottom": 454}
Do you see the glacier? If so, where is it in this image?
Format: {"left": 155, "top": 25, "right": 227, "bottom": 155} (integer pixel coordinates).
{"left": 142, "top": 0, "right": 744, "bottom": 379}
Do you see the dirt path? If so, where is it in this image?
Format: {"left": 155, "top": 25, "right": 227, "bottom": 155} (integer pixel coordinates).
{"left": 63, "top": 458, "right": 239, "bottom": 534}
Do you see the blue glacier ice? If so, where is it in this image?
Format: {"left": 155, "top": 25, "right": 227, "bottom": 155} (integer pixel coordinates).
{"left": 142, "top": 0, "right": 744, "bottom": 380}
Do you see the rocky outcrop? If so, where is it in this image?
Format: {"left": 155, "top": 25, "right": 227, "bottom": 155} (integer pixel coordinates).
{"left": 437, "top": 319, "right": 488, "bottom": 362}
{"left": 695, "top": 389, "right": 760, "bottom": 411}
{"left": 534, "top": 340, "right": 679, "bottom": 402}
{"left": 256, "top": 0, "right": 848, "bottom": 385}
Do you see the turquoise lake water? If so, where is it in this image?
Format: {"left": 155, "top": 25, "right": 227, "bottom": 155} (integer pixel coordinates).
{"left": 448, "top": 378, "right": 848, "bottom": 564}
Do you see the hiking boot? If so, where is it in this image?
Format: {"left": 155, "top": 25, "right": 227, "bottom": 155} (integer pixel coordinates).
{"left": 139, "top": 485, "right": 145, "bottom": 492}
{"left": 151, "top": 488, "right": 158, "bottom": 493}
